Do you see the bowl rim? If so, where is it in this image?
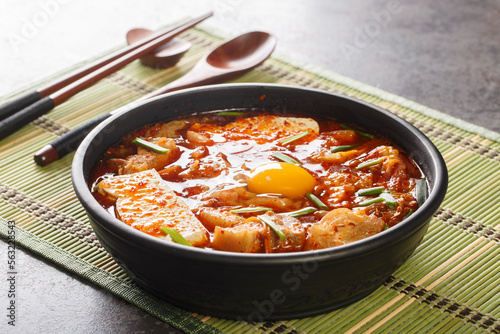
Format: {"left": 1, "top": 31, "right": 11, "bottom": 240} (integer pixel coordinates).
{"left": 72, "top": 83, "right": 448, "bottom": 264}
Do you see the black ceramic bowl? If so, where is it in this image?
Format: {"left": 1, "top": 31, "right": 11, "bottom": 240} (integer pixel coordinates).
{"left": 72, "top": 84, "right": 447, "bottom": 320}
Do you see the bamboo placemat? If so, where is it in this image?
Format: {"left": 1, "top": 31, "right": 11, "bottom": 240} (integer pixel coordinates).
{"left": 1, "top": 27, "right": 500, "bottom": 334}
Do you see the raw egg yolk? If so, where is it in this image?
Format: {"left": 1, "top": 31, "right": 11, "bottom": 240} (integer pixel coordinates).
{"left": 247, "top": 162, "right": 316, "bottom": 199}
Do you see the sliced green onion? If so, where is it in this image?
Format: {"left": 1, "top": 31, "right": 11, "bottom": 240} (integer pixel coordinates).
{"left": 356, "top": 186, "right": 385, "bottom": 196}
{"left": 380, "top": 192, "right": 398, "bottom": 209}
{"left": 356, "top": 158, "right": 383, "bottom": 170}
{"left": 231, "top": 206, "right": 272, "bottom": 214}
{"left": 358, "top": 192, "right": 397, "bottom": 209}
{"left": 359, "top": 197, "right": 385, "bottom": 206}
{"left": 340, "top": 124, "right": 373, "bottom": 139}
{"left": 132, "top": 137, "right": 170, "bottom": 153}
{"left": 415, "top": 178, "right": 428, "bottom": 207}
{"left": 306, "top": 192, "right": 329, "bottom": 210}
{"left": 403, "top": 209, "right": 414, "bottom": 220}
{"left": 272, "top": 151, "right": 301, "bottom": 166}
{"left": 384, "top": 224, "right": 389, "bottom": 230}
{"left": 279, "top": 131, "right": 309, "bottom": 145}
{"left": 330, "top": 144, "right": 360, "bottom": 153}
{"left": 160, "top": 227, "right": 192, "bottom": 247}
{"left": 283, "top": 207, "right": 317, "bottom": 217}
{"left": 215, "top": 111, "right": 245, "bottom": 116}
{"left": 258, "top": 215, "right": 287, "bottom": 240}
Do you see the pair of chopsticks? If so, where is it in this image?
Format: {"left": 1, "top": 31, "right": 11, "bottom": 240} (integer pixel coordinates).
{"left": 0, "top": 11, "right": 213, "bottom": 142}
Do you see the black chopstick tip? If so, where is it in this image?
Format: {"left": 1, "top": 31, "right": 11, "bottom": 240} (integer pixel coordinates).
{"left": 34, "top": 144, "right": 59, "bottom": 166}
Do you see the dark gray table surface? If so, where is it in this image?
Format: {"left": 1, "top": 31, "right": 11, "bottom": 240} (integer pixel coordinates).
{"left": 0, "top": 0, "right": 498, "bottom": 333}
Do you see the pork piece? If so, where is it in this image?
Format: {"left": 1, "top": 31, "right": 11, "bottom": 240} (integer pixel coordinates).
{"left": 310, "top": 144, "right": 369, "bottom": 165}
{"left": 145, "top": 120, "right": 188, "bottom": 138}
{"left": 317, "top": 171, "right": 373, "bottom": 207}
{"left": 187, "top": 115, "right": 320, "bottom": 144}
{"left": 212, "top": 219, "right": 266, "bottom": 253}
{"left": 316, "top": 148, "right": 365, "bottom": 164}
{"left": 197, "top": 207, "right": 246, "bottom": 231}
{"left": 324, "top": 130, "right": 359, "bottom": 145}
{"left": 96, "top": 169, "right": 209, "bottom": 247}
{"left": 186, "top": 130, "right": 211, "bottom": 145}
{"left": 205, "top": 186, "right": 300, "bottom": 211}
{"left": 260, "top": 212, "right": 306, "bottom": 253}
{"left": 119, "top": 137, "right": 177, "bottom": 175}
{"left": 305, "top": 208, "right": 385, "bottom": 250}
{"left": 178, "top": 152, "right": 229, "bottom": 179}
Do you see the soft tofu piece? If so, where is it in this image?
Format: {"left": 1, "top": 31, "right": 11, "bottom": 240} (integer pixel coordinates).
{"left": 305, "top": 208, "right": 385, "bottom": 250}
{"left": 97, "top": 169, "right": 209, "bottom": 247}
{"left": 188, "top": 115, "right": 319, "bottom": 144}
{"left": 211, "top": 212, "right": 307, "bottom": 253}
{"left": 119, "top": 137, "right": 177, "bottom": 175}
{"left": 197, "top": 207, "right": 246, "bottom": 232}
{"left": 261, "top": 212, "right": 306, "bottom": 253}
{"left": 212, "top": 219, "right": 265, "bottom": 253}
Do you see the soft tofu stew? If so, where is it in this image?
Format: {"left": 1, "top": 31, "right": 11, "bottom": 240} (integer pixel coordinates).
{"left": 90, "top": 111, "right": 426, "bottom": 253}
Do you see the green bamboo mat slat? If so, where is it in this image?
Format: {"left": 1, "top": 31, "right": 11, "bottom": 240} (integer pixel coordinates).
{"left": 1, "top": 27, "right": 500, "bottom": 334}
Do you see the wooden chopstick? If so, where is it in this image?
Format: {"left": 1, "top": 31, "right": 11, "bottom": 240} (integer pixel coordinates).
{"left": 0, "top": 11, "right": 213, "bottom": 140}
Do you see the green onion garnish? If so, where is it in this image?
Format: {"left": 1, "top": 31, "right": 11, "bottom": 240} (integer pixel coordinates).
{"left": 384, "top": 224, "right": 389, "bottom": 230}
{"left": 356, "top": 186, "right": 385, "bottom": 196}
{"left": 330, "top": 144, "right": 360, "bottom": 153}
{"left": 356, "top": 158, "right": 383, "bottom": 170}
{"left": 132, "top": 137, "right": 170, "bottom": 153}
{"left": 358, "top": 197, "right": 385, "bottom": 206}
{"left": 272, "top": 152, "right": 301, "bottom": 166}
{"left": 306, "top": 192, "right": 329, "bottom": 210}
{"left": 160, "top": 227, "right": 193, "bottom": 247}
{"left": 358, "top": 192, "right": 397, "bottom": 209}
{"left": 403, "top": 209, "right": 414, "bottom": 220}
{"left": 340, "top": 124, "right": 373, "bottom": 139}
{"left": 283, "top": 207, "right": 317, "bottom": 217}
{"left": 415, "top": 178, "right": 428, "bottom": 207}
{"left": 380, "top": 192, "right": 398, "bottom": 209}
{"left": 231, "top": 207, "right": 272, "bottom": 214}
{"left": 279, "top": 131, "right": 309, "bottom": 145}
{"left": 258, "top": 215, "right": 287, "bottom": 240}
{"left": 215, "top": 111, "right": 245, "bottom": 116}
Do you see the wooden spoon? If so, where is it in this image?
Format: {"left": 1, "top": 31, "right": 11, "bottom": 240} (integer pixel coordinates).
{"left": 126, "top": 28, "right": 191, "bottom": 68}
{"left": 34, "top": 31, "right": 277, "bottom": 166}
{"left": 141, "top": 30, "right": 277, "bottom": 97}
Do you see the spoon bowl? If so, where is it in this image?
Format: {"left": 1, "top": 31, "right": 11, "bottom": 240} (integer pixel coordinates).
{"left": 126, "top": 28, "right": 191, "bottom": 68}
{"left": 205, "top": 31, "right": 277, "bottom": 69}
